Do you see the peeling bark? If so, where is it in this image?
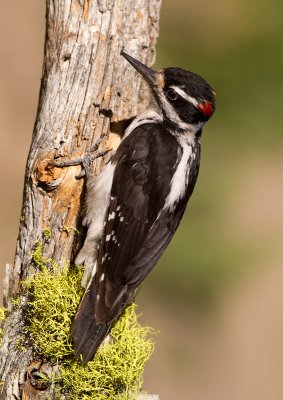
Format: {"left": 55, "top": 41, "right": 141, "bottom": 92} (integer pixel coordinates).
{"left": 0, "top": 0, "right": 161, "bottom": 398}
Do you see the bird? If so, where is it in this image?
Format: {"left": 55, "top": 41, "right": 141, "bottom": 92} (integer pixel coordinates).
{"left": 71, "top": 50, "right": 216, "bottom": 363}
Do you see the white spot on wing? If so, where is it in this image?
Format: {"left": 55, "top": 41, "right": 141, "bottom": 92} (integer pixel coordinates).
{"left": 108, "top": 212, "right": 115, "bottom": 220}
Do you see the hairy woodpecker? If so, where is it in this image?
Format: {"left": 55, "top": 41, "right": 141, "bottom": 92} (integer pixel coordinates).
{"left": 72, "top": 51, "right": 216, "bottom": 363}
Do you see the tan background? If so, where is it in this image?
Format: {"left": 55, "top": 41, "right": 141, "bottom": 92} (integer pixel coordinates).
{"left": 1, "top": 1, "right": 283, "bottom": 399}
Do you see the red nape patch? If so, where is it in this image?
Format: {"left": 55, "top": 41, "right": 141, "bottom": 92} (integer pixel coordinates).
{"left": 197, "top": 101, "right": 214, "bottom": 117}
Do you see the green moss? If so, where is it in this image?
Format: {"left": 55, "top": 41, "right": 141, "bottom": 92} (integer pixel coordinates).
{"left": 23, "top": 242, "right": 156, "bottom": 399}
{"left": 31, "top": 241, "right": 49, "bottom": 269}
{"left": 12, "top": 297, "right": 21, "bottom": 308}
{"left": 0, "top": 307, "right": 6, "bottom": 347}
{"left": 62, "top": 225, "right": 81, "bottom": 235}
{"left": 15, "top": 338, "right": 26, "bottom": 352}
{"left": 23, "top": 243, "right": 84, "bottom": 359}
{"left": 62, "top": 304, "right": 155, "bottom": 400}
{"left": 0, "top": 307, "right": 5, "bottom": 322}
{"left": 43, "top": 227, "right": 52, "bottom": 240}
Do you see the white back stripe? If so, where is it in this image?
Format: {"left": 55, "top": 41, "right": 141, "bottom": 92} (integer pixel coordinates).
{"left": 163, "top": 138, "right": 194, "bottom": 211}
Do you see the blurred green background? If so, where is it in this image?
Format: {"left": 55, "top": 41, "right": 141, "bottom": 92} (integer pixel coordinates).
{"left": 0, "top": 1, "right": 283, "bottom": 399}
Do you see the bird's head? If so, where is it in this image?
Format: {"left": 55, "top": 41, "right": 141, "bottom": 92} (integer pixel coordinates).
{"left": 121, "top": 51, "right": 215, "bottom": 132}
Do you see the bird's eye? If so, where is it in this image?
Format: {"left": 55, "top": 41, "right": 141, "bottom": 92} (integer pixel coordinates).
{"left": 166, "top": 89, "right": 178, "bottom": 101}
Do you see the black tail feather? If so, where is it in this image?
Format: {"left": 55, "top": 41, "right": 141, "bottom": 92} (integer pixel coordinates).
{"left": 73, "top": 322, "right": 110, "bottom": 363}
{"left": 71, "top": 288, "right": 110, "bottom": 363}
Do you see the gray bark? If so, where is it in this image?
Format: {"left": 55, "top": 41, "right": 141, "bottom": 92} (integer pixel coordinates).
{"left": 0, "top": 0, "right": 161, "bottom": 398}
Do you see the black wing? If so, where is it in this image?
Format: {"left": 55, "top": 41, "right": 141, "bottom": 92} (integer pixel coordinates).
{"left": 94, "top": 123, "right": 181, "bottom": 321}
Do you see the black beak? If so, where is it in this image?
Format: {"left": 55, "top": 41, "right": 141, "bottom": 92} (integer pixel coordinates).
{"left": 121, "top": 51, "right": 157, "bottom": 87}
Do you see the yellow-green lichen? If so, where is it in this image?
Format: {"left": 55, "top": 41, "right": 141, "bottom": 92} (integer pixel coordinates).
{"left": 15, "top": 337, "right": 26, "bottom": 352}
{"left": 62, "top": 304, "right": 155, "bottom": 400}
{"left": 23, "top": 241, "right": 156, "bottom": 399}
{"left": 12, "top": 297, "right": 21, "bottom": 308}
{"left": 43, "top": 227, "right": 52, "bottom": 240}
{"left": 0, "top": 307, "right": 6, "bottom": 347}
{"left": 0, "top": 307, "right": 5, "bottom": 322}
{"left": 23, "top": 242, "right": 84, "bottom": 359}
{"left": 62, "top": 225, "right": 81, "bottom": 236}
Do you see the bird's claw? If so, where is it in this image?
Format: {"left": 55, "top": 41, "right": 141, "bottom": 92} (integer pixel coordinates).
{"left": 49, "top": 148, "right": 111, "bottom": 179}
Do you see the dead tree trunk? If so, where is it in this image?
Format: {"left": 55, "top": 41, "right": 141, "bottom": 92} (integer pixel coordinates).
{"left": 0, "top": 0, "right": 161, "bottom": 398}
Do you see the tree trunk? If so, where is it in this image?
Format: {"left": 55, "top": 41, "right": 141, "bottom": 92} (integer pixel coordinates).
{"left": 0, "top": 0, "right": 161, "bottom": 398}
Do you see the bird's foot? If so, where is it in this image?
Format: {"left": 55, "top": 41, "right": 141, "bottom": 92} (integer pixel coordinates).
{"left": 49, "top": 136, "right": 111, "bottom": 179}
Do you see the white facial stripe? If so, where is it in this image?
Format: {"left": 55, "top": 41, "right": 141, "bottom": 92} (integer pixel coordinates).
{"left": 158, "top": 91, "right": 198, "bottom": 132}
{"left": 169, "top": 86, "right": 199, "bottom": 107}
